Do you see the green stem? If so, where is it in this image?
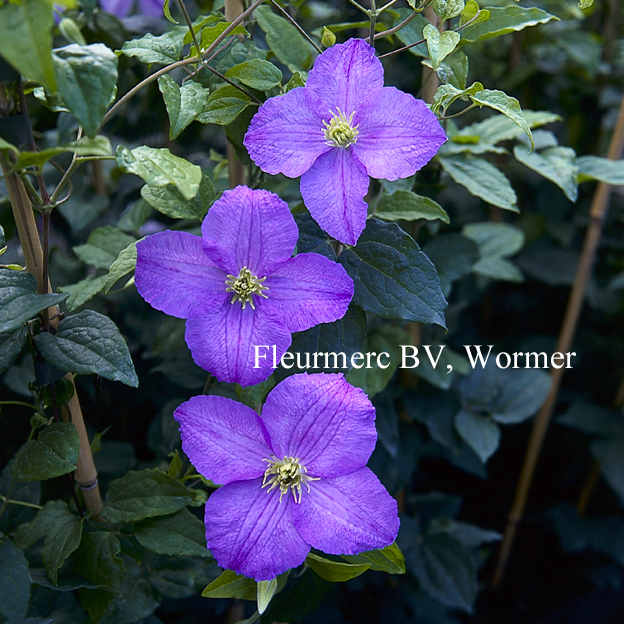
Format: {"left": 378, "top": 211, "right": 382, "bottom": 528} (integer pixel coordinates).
{"left": 374, "top": 10, "right": 419, "bottom": 40}
{"left": 369, "top": 0, "right": 377, "bottom": 47}
{"left": 0, "top": 400, "right": 38, "bottom": 409}
{"left": 0, "top": 494, "right": 43, "bottom": 510}
{"left": 268, "top": 0, "right": 322, "bottom": 54}
{"left": 346, "top": 0, "right": 371, "bottom": 15}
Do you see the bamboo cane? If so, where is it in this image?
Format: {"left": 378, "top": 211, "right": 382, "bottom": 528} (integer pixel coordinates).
{"left": 492, "top": 94, "right": 624, "bottom": 588}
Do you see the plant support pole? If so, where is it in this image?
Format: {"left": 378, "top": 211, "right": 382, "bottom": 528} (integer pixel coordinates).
{"left": 492, "top": 94, "right": 624, "bottom": 588}
{"left": 0, "top": 162, "right": 103, "bottom": 518}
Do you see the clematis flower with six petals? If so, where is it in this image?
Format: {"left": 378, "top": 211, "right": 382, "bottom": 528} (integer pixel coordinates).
{"left": 135, "top": 185, "right": 353, "bottom": 386}
{"left": 174, "top": 372, "right": 400, "bottom": 581}
{"left": 244, "top": 38, "right": 447, "bottom": 246}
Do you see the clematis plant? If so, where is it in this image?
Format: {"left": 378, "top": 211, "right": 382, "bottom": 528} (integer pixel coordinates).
{"left": 244, "top": 38, "right": 447, "bottom": 246}
{"left": 135, "top": 185, "right": 353, "bottom": 386}
{"left": 100, "top": 0, "right": 163, "bottom": 18}
{"left": 174, "top": 372, "right": 399, "bottom": 581}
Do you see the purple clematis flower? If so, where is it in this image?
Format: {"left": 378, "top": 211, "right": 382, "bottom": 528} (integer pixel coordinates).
{"left": 100, "top": 0, "right": 162, "bottom": 18}
{"left": 244, "top": 38, "right": 447, "bottom": 246}
{"left": 174, "top": 372, "right": 399, "bottom": 581}
{"left": 135, "top": 185, "right": 353, "bottom": 386}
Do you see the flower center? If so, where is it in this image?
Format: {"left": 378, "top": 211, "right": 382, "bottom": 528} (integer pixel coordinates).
{"left": 225, "top": 267, "right": 268, "bottom": 310}
{"left": 323, "top": 109, "right": 359, "bottom": 148}
{"left": 262, "top": 455, "right": 319, "bottom": 503}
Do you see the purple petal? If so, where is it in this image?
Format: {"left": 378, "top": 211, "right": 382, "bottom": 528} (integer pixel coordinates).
{"left": 262, "top": 253, "right": 353, "bottom": 333}
{"left": 205, "top": 478, "right": 311, "bottom": 581}
{"left": 292, "top": 467, "right": 399, "bottom": 555}
{"left": 185, "top": 301, "right": 291, "bottom": 386}
{"left": 174, "top": 395, "right": 271, "bottom": 485}
{"left": 201, "top": 186, "right": 298, "bottom": 277}
{"left": 99, "top": 0, "right": 131, "bottom": 17}
{"left": 137, "top": 0, "right": 163, "bottom": 16}
{"left": 135, "top": 231, "right": 228, "bottom": 319}
{"left": 244, "top": 88, "right": 331, "bottom": 178}
{"left": 306, "top": 38, "right": 384, "bottom": 113}
{"left": 353, "top": 87, "right": 447, "bottom": 181}
{"left": 300, "top": 148, "right": 369, "bottom": 246}
{"left": 261, "top": 373, "right": 376, "bottom": 478}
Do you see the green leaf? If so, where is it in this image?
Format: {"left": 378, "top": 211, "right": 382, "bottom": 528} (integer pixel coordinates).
{"left": 73, "top": 226, "right": 136, "bottom": 270}
{"left": 433, "top": 0, "right": 465, "bottom": 21}
{"left": 196, "top": 85, "right": 250, "bottom": 126}
{"left": 34, "top": 310, "right": 139, "bottom": 387}
{"left": 0, "top": 0, "right": 56, "bottom": 92}
{"left": 103, "top": 468, "right": 195, "bottom": 524}
{"left": 285, "top": 71, "right": 306, "bottom": 91}
{"left": 134, "top": 508, "right": 210, "bottom": 558}
{"left": 376, "top": 191, "right": 449, "bottom": 223}
{"left": 11, "top": 422, "right": 79, "bottom": 482}
{"left": 202, "top": 569, "right": 257, "bottom": 600}
{"left": 347, "top": 324, "right": 411, "bottom": 397}
{"left": 74, "top": 532, "right": 124, "bottom": 591}
{"left": 236, "top": 376, "right": 277, "bottom": 408}
{"left": 225, "top": 59, "right": 283, "bottom": 91}
{"left": 471, "top": 89, "right": 533, "bottom": 149}
{"left": 577, "top": 156, "right": 624, "bottom": 185}
{"left": 257, "top": 578, "right": 278, "bottom": 614}
{"left": 53, "top": 44, "right": 118, "bottom": 138}
{"left": 459, "top": 0, "right": 489, "bottom": 27}
{"left": 0, "top": 536, "right": 31, "bottom": 621}
{"left": 255, "top": 5, "right": 311, "bottom": 72}
{"left": 15, "top": 136, "right": 113, "bottom": 170}
{"left": 120, "top": 28, "right": 185, "bottom": 65}
{"left": 592, "top": 438, "right": 624, "bottom": 506}
{"left": 341, "top": 542, "right": 406, "bottom": 574}
{"left": 409, "top": 533, "right": 478, "bottom": 612}
{"left": 458, "top": 110, "right": 560, "bottom": 145}
{"left": 140, "top": 173, "right": 215, "bottom": 221}
{"left": 431, "top": 81, "right": 483, "bottom": 115}
{"left": 423, "top": 233, "right": 479, "bottom": 297}
{"left": 338, "top": 220, "right": 447, "bottom": 327}
{"left": 454, "top": 409, "right": 500, "bottom": 463}
{"left": 195, "top": 22, "right": 248, "bottom": 53}
{"left": 460, "top": 6, "right": 557, "bottom": 44}
{"left": 0, "top": 326, "right": 28, "bottom": 374}
{"left": 58, "top": 274, "right": 109, "bottom": 312}
{"left": 116, "top": 145, "right": 202, "bottom": 201}
{"left": 392, "top": 8, "right": 430, "bottom": 58}
{"left": 558, "top": 400, "right": 624, "bottom": 437}
{"left": 105, "top": 241, "right": 138, "bottom": 293}
{"left": 158, "top": 76, "right": 211, "bottom": 140}
{"left": 306, "top": 552, "right": 370, "bottom": 582}
{"left": 439, "top": 154, "right": 518, "bottom": 211}
{"left": 424, "top": 24, "right": 460, "bottom": 70}
{"left": 0, "top": 268, "right": 68, "bottom": 334}
{"left": 437, "top": 51, "right": 468, "bottom": 90}
{"left": 514, "top": 145, "right": 578, "bottom": 202}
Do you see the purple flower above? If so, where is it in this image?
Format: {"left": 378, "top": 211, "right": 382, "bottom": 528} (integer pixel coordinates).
{"left": 135, "top": 185, "right": 353, "bottom": 386}
{"left": 244, "top": 38, "right": 447, "bottom": 246}
{"left": 174, "top": 372, "right": 399, "bottom": 581}
{"left": 99, "top": 0, "right": 162, "bottom": 18}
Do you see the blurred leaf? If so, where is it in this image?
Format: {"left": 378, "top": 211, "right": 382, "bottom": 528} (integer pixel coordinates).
{"left": 454, "top": 409, "right": 501, "bottom": 463}
{"left": 72, "top": 226, "right": 136, "bottom": 271}
{"left": 104, "top": 241, "right": 138, "bottom": 293}
{"left": 558, "top": 400, "right": 624, "bottom": 437}
{"left": 158, "top": 76, "right": 210, "bottom": 140}
{"left": 339, "top": 220, "right": 447, "bottom": 327}
{"left": 306, "top": 552, "right": 370, "bottom": 582}
{"left": 0, "top": 0, "right": 56, "bottom": 92}
{"left": 53, "top": 43, "right": 117, "bottom": 137}
{"left": 202, "top": 569, "right": 257, "bottom": 600}
{"left": 103, "top": 469, "right": 195, "bottom": 524}
{"left": 375, "top": 191, "right": 449, "bottom": 224}
{"left": 577, "top": 155, "right": 624, "bottom": 185}
{"left": 196, "top": 85, "right": 250, "bottom": 125}
{"left": 440, "top": 155, "right": 518, "bottom": 212}
{"left": 0, "top": 268, "right": 68, "bottom": 334}
{"left": 116, "top": 146, "right": 202, "bottom": 201}
{"left": 225, "top": 59, "right": 282, "bottom": 91}
{"left": 592, "top": 438, "right": 624, "bottom": 506}
{"left": 391, "top": 8, "right": 430, "bottom": 57}
{"left": 460, "top": 6, "right": 557, "bottom": 44}
{"left": 11, "top": 422, "right": 79, "bottom": 482}
{"left": 423, "top": 233, "right": 479, "bottom": 297}
{"left": 341, "top": 542, "right": 406, "bottom": 574}
{"left": 120, "top": 28, "right": 185, "bottom": 65}
{"left": 0, "top": 536, "right": 31, "bottom": 621}
{"left": 255, "top": 5, "right": 311, "bottom": 72}
{"left": 134, "top": 508, "right": 210, "bottom": 558}
{"left": 141, "top": 173, "right": 215, "bottom": 220}
{"left": 14, "top": 136, "right": 112, "bottom": 170}
{"left": 429, "top": 518, "right": 501, "bottom": 548}
{"left": 58, "top": 274, "right": 109, "bottom": 312}
{"left": 35, "top": 310, "right": 138, "bottom": 387}
{"left": 514, "top": 145, "right": 578, "bottom": 202}
{"left": 347, "top": 324, "right": 411, "bottom": 397}
{"left": 0, "top": 326, "right": 28, "bottom": 374}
